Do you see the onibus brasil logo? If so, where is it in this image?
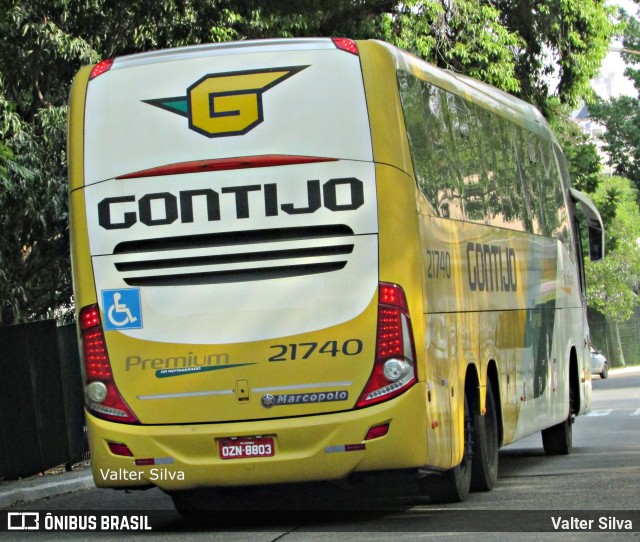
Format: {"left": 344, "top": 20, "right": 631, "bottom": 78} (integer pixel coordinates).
{"left": 143, "top": 66, "right": 308, "bottom": 138}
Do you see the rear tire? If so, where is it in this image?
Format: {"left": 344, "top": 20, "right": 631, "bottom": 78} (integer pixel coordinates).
{"left": 419, "top": 394, "right": 472, "bottom": 503}
{"left": 169, "top": 487, "right": 245, "bottom": 520}
{"left": 542, "top": 388, "right": 575, "bottom": 455}
{"left": 600, "top": 362, "right": 609, "bottom": 379}
{"left": 542, "top": 377, "right": 576, "bottom": 455}
{"left": 471, "top": 380, "right": 499, "bottom": 492}
{"left": 542, "top": 415, "right": 572, "bottom": 455}
{"left": 170, "top": 489, "right": 205, "bottom": 520}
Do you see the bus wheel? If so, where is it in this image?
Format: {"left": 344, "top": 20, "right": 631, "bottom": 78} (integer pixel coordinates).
{"left": 471, "top": 379, "right": 499, "bottom": 492}
{"left": 419, "top": 394, "right": 472, "bottom": 503}
{"left": 542, "top": 387, "right": 574, "bottom": 455}
{"left": 169, "top": 488, "right": 236, "bottom": 520}
{"left": 170, "top": 489, "right": 208, "bottom": 519}
{"left": 542, "top": 415, "right": 572, "bottom": 455}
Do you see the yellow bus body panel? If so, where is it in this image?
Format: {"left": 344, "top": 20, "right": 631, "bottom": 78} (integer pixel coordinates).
{"left": 87, "top": 383, "right": 428, "bottom": 490}
{"left": 104, "top": 296, "right": 379, "bottom": 424}
{"left": 69, "top": 37, "right": 596, "bottom": 493}
{"left": 68, "top": 67, "right": 97, "bottom": 309}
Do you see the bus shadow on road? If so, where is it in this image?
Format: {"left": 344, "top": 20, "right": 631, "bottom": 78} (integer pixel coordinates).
{"left": 497, "top": 447, "right": 552, "bottom": 478}
{"left": 164, "top": 471, "right": 434, "bottom": 528}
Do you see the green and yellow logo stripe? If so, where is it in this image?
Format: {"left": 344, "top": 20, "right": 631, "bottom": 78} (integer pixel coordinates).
{"left": 143, "top": 66, "right": 308, "bottom": 138}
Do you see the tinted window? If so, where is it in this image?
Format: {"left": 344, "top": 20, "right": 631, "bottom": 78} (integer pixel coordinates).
{"left": 398, "top": 71, "right": 568, "bottom": 238}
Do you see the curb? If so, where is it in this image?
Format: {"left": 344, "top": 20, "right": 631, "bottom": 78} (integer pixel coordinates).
{"left": 0, "top": 473, "right": 95, "bottom": 509}
{"left": 609, "top": 366, "right": 640, "bottom": 374}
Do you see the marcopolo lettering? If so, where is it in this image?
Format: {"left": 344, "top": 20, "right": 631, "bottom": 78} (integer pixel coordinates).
{"left": 98, "top": 177, "right": 365, "bottom": 230}
{"left": 261, "top": 390, "right": 349, "bottom": 408}
{"left": 467, "top": 242, "right": 517, "bottom": 292}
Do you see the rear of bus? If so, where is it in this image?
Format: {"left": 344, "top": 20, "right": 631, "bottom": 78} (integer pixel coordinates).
{"left": 68, "top": 38, "right": 429, "bottom": 494}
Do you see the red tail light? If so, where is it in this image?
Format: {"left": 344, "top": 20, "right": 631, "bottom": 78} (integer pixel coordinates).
{"left": 79, "top": 305, "right": 139, "bottom": 424}
{"left": 89, "top": 59, "right": 114, "bottom": 80}
{"left": 116, "top": 155, "right": 337, "bottom": 180}
{"left": 357, "top": 283, "right": 417, "bottom": 408}
{"left": 332, "top": 38, "right": 359, "bottom": 56}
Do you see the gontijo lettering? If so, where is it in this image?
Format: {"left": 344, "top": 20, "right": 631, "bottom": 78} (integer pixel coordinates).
{"left": 467, "top": 242, "right": 517, "bottom": 292}
{"left": 97, "top": 178, "right": 364, "bottom": 230}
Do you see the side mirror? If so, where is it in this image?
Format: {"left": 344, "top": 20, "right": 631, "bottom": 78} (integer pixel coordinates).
{"left": 570, "top": 188, "right": 605, "bottom": 262}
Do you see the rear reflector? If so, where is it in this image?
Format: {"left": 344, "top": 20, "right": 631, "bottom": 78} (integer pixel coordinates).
{"left": 117, "top": 155, "right": 338, "bottom": 179}
{"left": 365, "top": 423, "right": 390, "bottom": 441}
{"left": 108, "top": 442, "right": 134, "bottom": 457}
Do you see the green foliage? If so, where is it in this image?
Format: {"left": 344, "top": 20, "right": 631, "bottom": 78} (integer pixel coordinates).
{"left": 547, "top": 100, "right": 601, "bottom": 193}
{"left": 580, "top": 6, "right": 640, "bottom": 326}
{"left": 384, "top": 1, "right": 524, "bottom": 93}
{"left": 492, "top": 0, "right": 619, "bottom": 111}
{"left": 586, "top": 252, "right": 638, "bottom": 323}
{"left": 0, "top": 105, "right": 70, "bottom": 325}
{"left": 589, "top": 7, "right": 640, "bottom": 190}
{"left": 0, "top": 3, "right": 82, "bottom": 324}
{"left": 621, "top": 4, "right": 640, "bottom": 89}
{"left": 585, "top": 176, "right": 640, "bottom": 323}
{"left": 0, "top": 0, "right": 622, "bottom": 324}
{"left": 591, "top": 176, "right": 640, "bottom": 250}
{"left": 590, "top": 95, "right": 640, "bottom": 189}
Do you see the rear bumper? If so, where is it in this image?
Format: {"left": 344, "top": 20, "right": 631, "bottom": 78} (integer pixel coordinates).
{"left": 87, "top": 383, "right": 428, "bottom": 491}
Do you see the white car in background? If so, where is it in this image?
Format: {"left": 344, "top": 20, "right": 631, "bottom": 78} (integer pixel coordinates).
{"left": 590, "top": 344, "right": 609, "bottom": 379}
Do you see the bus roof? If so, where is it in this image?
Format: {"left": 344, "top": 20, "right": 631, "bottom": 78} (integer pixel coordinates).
{"left": 374, "top": 40, "right": 557, "bottom": 144}
{"left": 94, "top": 37, "right": 556, "bottom": 144}
{"left": 107, "top": 38, "right": 337, "bottom": 71}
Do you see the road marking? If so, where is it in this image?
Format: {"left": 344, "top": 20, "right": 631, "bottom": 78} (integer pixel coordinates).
{"left": 631, "top": 408, "right": 640, "bottom": 416}
{"left": 587, "top": 409, "right": 613, "bottom": 416}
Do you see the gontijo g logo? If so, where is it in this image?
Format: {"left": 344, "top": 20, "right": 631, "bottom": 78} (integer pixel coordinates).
{"left": 143, "top": 66, "right": 308, "bottom": 138}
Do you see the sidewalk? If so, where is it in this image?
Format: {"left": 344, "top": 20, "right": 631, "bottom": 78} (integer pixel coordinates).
{"left": 0, "top": 464, "right": 94, "bottom": 509}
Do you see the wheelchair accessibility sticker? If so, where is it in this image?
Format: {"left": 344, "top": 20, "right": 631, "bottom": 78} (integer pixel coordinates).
{"left": 102, "top": 289, "right": 143, "bottom": 331}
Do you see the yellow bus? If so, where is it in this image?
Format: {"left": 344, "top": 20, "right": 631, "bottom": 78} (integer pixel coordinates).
{"left": 68, "top": 37, "right": 604, "bottom": 510}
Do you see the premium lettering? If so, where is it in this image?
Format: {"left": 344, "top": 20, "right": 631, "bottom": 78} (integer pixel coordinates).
{"left": 126, "top": 352, "right": 229, "bottom": 371}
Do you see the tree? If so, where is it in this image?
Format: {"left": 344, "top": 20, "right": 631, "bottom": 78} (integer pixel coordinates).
{"left": 491, "top": 0, "right": 618, "bottom": 111}
{"left": 621, "top": 1, "right": 640, "bottom": 88}
{"left": 547, "top": 100, "right": 601, "bottom": 194}
{"left": 589, "top": 5, "right": 640, "bottom": 190}
{"left": 378, "top": 1, "right": 618, "bottom": 110}
{"left": 0, "top": 0, "right": 621, "bottom": 324}
{"left": 585, "top": 176, "right": 640, "bottom": 366}
{"left": 381, "top": 1, "right": 524, "bottom": 93}
{"left": 590, "top": 94, "right": 640, "bottom": 189}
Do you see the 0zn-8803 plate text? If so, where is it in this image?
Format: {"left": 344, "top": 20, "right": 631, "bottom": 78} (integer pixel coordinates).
{"left": 218, "top": 437, "right": 275, "bottom": 460}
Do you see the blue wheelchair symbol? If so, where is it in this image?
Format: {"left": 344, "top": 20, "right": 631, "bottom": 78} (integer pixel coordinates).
{"left": 102, "top": 289, "right": 143, "bottom": 331}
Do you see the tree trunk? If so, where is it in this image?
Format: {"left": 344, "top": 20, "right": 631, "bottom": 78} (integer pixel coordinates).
{"left": 608, "top": 321, "right": 626, "bottom": 367}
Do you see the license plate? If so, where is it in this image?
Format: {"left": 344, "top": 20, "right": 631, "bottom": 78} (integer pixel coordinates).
{"left": 219, "top": 437, "right": 275, "bottom": 460}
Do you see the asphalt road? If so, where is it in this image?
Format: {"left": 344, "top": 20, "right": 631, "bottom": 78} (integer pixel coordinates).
{"left": 5, "top": 368, "right": 640, "bottom": 541}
